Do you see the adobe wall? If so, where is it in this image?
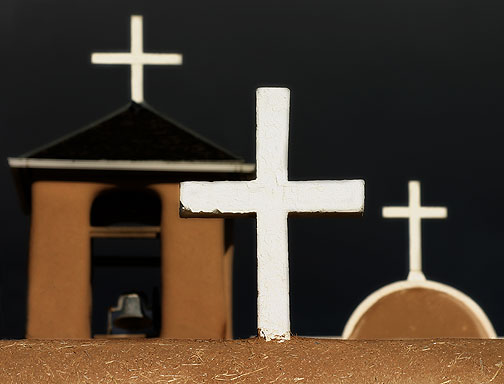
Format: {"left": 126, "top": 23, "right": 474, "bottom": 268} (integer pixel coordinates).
{"left": 347, "top": 287, "right": 491, "bottom": 339}
{"left": 150, "top": 184, "right": 231, "bottom": 339}
{"left": 1, "top": 337, "right": 502, "bottom": 383}
{"left": 27, "top": 181, "right": 103, "bottom": 338}
{"left": 27, "top": 181, "right": 231, "bottom": 339}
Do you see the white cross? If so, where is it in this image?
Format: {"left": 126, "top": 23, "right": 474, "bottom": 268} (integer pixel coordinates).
{"left": 180, "top": 88, "right": 365, "bottom": 341}
{"left": 382, "top": 181, "right": 447, "bottom": 282}
{"left": 91, "top": 15, "right": 183, "bottom": 103}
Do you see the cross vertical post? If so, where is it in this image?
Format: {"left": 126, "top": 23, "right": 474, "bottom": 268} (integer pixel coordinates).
{"left": 91, "top": 15, "right": 183, "bottom": 103}
{"left": 255, "top": 88, "right": 290, "bottom": 183}
{"left": 255, "top": 88, "right": 291, "bottom": 338}
{"left": 180, "top": 87, "right": 365, "bottom": 341}
{"left": 130, "top": 15, "right": 144, "bottom": 103}
{"left": 382, "top": 181, "right": 447, "bottom": 281}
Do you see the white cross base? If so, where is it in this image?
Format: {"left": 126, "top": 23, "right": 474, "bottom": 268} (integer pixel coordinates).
{"left": 180, "top": 88, "right": 365, "bottom": 341}
{"left": 91, "top": 15, "right": 182, "bottom": 103}
{"left": 382, "top": 181, "right": 447, "bottom": 281}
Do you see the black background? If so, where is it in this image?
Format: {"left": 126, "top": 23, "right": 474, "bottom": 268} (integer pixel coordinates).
{"left": 2, "top": 0, "right": 504, "bottom": 339}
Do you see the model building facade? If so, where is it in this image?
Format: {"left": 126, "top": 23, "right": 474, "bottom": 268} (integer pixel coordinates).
{"left": 8, "top": 102, "right": 254, "bottom": 339}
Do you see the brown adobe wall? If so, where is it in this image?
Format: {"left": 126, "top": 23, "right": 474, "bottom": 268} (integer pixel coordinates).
{"left": 27, "top": 181, "right": 231, "bottom": 339}
{"left": 150, "top": 184, "right": 232, "bottom": 339}
{"left": 27, "top": 181, "right": 103, "bottom": 339}
{"left": 1, "top": 337, "right": 503, "bottom": 383}
{"left": 348, "top": 288, "right": 491, "bottom": 339}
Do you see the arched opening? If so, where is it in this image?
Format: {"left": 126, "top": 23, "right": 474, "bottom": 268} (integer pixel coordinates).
{"left": 90, "top": 188, "right": 162, "bottom": 338}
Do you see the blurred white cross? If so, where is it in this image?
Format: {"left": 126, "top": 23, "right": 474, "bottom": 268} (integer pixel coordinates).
{"left": 383, "top": 181, "right": 447, "bottom": 282}
{"left": 91, "top": 15, "right": 182, "bottom": 103}
{"left": 180, "top": 87, "right": 365, "bottom": 341}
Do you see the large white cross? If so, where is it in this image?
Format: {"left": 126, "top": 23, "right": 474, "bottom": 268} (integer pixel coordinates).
{"left": 382, "top": 181, "right": 447, "bottom": 282}
{"left": 180, "top": 87, "right": 365, "bottom": 341}
{"left": 91, "top": 15, "right": 183, "bottom": 103}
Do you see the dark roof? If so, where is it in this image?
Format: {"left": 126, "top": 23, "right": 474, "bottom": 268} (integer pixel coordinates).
{"left": 9, "top": 102, "right": 255, "bottom": 214}
{"left": 25, "top": 102, "right": 240, "bottom": 162}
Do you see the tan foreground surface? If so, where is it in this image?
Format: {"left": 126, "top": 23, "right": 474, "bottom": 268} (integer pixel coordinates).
{"left": 1, "top": 337, "right": 503, "bottom": 383}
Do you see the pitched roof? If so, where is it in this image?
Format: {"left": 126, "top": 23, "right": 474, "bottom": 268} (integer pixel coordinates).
{"left": 23, "top": 102, "right": 240, "bottom": 162}
{"left": 8, "top": 102, "right": 255, "bottom": 213}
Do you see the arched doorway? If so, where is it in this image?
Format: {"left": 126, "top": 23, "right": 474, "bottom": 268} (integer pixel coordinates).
{"left": 90, "top": 188, "right": 162, "bottom": 337}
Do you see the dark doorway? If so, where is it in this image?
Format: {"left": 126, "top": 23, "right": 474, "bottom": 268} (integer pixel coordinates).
{"left": 90, "top": 188, "right": 162, "bottom": 337}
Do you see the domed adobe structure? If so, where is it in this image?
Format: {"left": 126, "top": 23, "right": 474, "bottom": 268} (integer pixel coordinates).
{"left": 343, "top": 181, "right": 496, "bottom": 339}
{"left": 344, "top": 280, "right": 495, "bottom": 339}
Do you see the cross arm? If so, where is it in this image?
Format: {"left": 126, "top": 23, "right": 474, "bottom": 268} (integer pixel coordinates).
{"left": 284, "top": 180, "right": 365, "bottom": 214}
{"left": 91, "top": 53, "right": 135, "bottom": 64}
{"left": 383, "top": 206, "right": 448, "bottom": 218}
{"left": 419, "top": 207, "right": 448, "bottom": 218}
{"left": 180, "top": 181, "right": 258, "bottom": 217}
{"left": 382, "top": 207, "right": 410, "bottom": 218}
{"left": 91, "top": 53, "right": 182, "bottom": 65}
{"left": 139, "top": 53, "right": 183, "bottom": 65}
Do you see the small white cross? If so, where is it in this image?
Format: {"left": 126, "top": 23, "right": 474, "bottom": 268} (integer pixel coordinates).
{"left": 180, "top": 88, "right": 365, "bottom": 341}
{"left": 382, "top": 181, "right": 447, "bottom": 282}
{"left": 91, "top": 15, "right": 183, "bottom": 103}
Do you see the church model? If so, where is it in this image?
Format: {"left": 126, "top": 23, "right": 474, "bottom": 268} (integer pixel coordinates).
{"left": 6, "top": 14, "right": 497, "bottom": 342}
{"left": 3, "top": 13, "right": 504, "bottom": 383}
{"left": 7, "top": 15, "right": 254, "bottom": 339}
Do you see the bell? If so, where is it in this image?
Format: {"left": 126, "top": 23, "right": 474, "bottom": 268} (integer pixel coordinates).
{"left": 109, "top": 293, "right": 152, "bottom": 331}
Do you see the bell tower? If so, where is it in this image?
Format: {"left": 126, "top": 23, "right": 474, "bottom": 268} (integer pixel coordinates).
{"left": 8, "top": 103, "right": 254, "bottom": 339}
